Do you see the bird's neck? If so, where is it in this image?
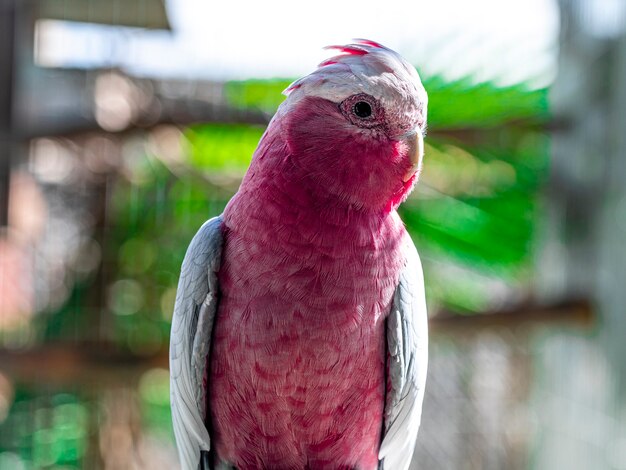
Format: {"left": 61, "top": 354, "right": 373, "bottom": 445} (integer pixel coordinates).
{"left": 222, "top": 121, "right": 407, "bottom": 251}
{"left": 226, "top": 166, "right": 403, "bottom": 251}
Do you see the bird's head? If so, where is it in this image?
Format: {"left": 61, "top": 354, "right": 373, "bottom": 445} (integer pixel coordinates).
{"left": 276, "top": 39, "right": 427, "bottom": 213}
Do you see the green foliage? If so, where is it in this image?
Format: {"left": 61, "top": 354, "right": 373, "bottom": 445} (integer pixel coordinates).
{"left": 185, "top": 123, "right": 265, "bottom": 171}
{"left": 0, "top": 392, "right": 89, "bottom": 469}
{"left": 224, "top": 79, "right": 291, "bottom": 112}
{"left": 425, "top": 76, "right": 549, "bottom": 128}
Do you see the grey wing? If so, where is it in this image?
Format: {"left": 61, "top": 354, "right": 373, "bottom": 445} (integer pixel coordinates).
{"left": 170, "top": 216, "right": 224, "bottom": 470}
{"left": 379, "top": 238, "right": 429, "bottom": 470}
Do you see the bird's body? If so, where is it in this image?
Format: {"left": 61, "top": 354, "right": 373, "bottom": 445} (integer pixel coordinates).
{"left": 170, "top": 40, "right": 429, "bottom": 470}
{"left": 210, "top": 117, "right": 409, "bottom": 467}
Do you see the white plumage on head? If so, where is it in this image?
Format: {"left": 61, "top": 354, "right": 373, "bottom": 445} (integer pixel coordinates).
{"left": 282, "top": 39, "right": 427, "bottom": 132}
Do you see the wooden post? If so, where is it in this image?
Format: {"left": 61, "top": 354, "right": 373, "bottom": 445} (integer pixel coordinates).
{"left": 533, "top": 1, "right": 626, "bottom": 468}
{"left": 0, "top": 0, "right": 15, "bottom": 228}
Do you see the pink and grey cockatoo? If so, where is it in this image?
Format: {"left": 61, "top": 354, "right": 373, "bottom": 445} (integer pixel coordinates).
{"left": 170, "top": 40, "right": 428, "bottom": 470}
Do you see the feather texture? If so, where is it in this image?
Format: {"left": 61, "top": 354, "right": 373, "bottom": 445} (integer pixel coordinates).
{"left": 380, "top": 239, "right": 428, "bottom": 470}
{"left": 170, "top": 216, "right": 223, "bottom": 470}
{"left": 284, "top": 40, "right": 427, "bottom": 135}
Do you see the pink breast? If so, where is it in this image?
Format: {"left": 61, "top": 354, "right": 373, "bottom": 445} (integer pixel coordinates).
{"left": 207, "top": 149, "right": 407, "bottom": 468}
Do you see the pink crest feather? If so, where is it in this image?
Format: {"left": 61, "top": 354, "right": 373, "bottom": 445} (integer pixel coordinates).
{"left": 318, "top": 59, "right": 338, "bottom": 67}
{"left": 353, "top": 38, "right": 384, "bottom": 48}
{"left": 323, "top": 45, "right": 369, "bottom": 56}
{"left": 284, "top": 83, "right": 302, "bottom": 94}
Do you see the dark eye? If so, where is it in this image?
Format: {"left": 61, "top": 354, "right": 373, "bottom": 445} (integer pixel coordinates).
{"left": 339, "top": 93, "right": 383, "bottom": 129}
{"left": 353, "top": 101, "right": 372, "bottom": 118}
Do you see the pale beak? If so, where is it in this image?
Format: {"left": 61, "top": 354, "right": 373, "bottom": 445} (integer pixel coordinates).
{"left": 402, "top": 130, "right": 424, "bottom": 182}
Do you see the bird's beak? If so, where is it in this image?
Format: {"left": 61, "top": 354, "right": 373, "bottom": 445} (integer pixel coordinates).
{"left": 401, "top": 130, "right": 424, "bottom": 182}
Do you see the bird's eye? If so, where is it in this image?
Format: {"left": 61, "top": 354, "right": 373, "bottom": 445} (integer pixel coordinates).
{"left": 340, "top": 93, "right": 382, "bottom": 128}
{"left": 353, "top": 101, "right": 372, "bottom": 118}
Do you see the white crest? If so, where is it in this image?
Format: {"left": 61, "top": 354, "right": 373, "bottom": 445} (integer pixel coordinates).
{"left": 282, "top": 40, "right": 427, "bottom": 124}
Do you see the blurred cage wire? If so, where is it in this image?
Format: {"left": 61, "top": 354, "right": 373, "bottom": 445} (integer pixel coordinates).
{"left": 0, "top": 0, "right": 625, "bottom": 469}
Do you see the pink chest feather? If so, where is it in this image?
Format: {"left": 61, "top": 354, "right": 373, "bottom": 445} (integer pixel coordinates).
{"left": 208, "top": 170, "right": 407, "bottom": 469}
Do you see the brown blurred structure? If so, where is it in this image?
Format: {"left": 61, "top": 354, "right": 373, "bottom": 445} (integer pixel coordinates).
{"left": 0, "top": 0, "right": 265, "bottom": 330}
{"left": 529, "top": 1, "right": 626, "bottom": 469}
{"left": 1, "top": 0, "right": 168, "bottom": 228}
{"left": 0, "top": 0, "right": 16, "bottom": 227}
{"left": 38, "top": 0, "right": 170, "bottom": 29}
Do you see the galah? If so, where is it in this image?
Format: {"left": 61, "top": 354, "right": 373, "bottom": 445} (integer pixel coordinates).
{"left": 170, "top": 39, "right": 428, "bottom": 470}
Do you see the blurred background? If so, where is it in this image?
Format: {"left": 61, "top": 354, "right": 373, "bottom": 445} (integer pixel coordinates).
{"left": 0, "top": 0, "right": 624, "bottom": 468}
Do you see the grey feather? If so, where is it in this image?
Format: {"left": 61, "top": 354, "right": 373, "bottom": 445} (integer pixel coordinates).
{"left": 379, "top": 238, "right": 428, "bottom": 470}
{"left": 170, "top": 216, "right": 224, "bottom": 470}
